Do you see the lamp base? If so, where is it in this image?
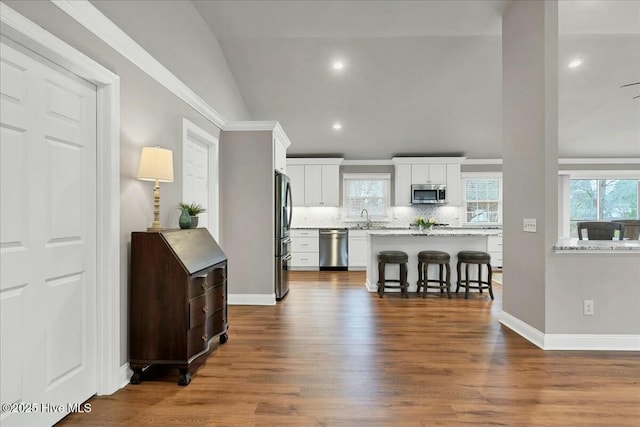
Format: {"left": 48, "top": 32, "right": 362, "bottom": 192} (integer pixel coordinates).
{"left": 147, "top": 222, "right": 165, "bottom": 232}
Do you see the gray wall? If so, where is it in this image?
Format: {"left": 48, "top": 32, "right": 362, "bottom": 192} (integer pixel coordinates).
{"left": 4, "top": 0, "right": 248, "bottom": 364}
{"left": 91, "top": 0, "right": 250, "bottom": 122}
{"left": 502, "top": 0, "right": 558, "bottom": 332}
{"left": 219, "top": 130, "right": 275, "bottom": 297}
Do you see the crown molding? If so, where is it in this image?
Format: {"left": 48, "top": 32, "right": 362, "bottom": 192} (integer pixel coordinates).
{"left": 392, "top": 157, "right": 466, "bottom": 165}
{"left": 341, "top": 159, "right": 394, "bottom": 166}
{"left": 51, "top": 0, "right": 227, "bottom": 129}
{"left": 223, "top": 120, "right": 292, "bottom": 149}
{"left": 559, "top": 158, "right": 640, "bottom": 165}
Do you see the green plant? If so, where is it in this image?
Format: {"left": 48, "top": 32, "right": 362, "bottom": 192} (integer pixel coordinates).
{"left": 414, "top": 216, "right": 437, "bottom": 228}
{"left": 178, "top": 202, "right": 206, "bottom": 216}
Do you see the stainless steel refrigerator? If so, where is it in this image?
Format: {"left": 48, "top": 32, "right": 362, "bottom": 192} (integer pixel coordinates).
{"left": 275, "top": 171, "right": 292, "bottom": 300}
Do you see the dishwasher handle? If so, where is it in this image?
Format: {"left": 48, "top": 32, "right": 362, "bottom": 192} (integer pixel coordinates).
{"left": 319, "top": 230, "right": 348, "bottom": 235}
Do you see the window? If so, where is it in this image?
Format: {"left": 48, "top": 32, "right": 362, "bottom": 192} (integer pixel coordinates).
{"left": 569, "top": 178, "right": 639, "bottom": 236}
{"left": 342, "top": 173, "right": 390, "bottom": 221}
{"left": 463, "top": 176, "right": 502, "bottom": 224}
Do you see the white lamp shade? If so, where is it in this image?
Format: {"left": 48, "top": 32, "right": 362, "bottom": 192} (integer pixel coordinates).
{"left": 137, "top": 146, "right": 174, "bottom": 182}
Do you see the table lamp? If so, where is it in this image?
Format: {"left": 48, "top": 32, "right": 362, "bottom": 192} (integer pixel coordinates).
{"left": 137, "top": 146, "right": 174, "bottom": 231}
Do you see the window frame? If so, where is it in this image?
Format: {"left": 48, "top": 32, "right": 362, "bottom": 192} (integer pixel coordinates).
{"left": 342, "top": 173, "right": 391, "bottom": 222}
{"left": 566, "top": 172, "right": 640, "bottom": 236}
{"left": 461, "top": 172, "right": 503, "bottom": 226}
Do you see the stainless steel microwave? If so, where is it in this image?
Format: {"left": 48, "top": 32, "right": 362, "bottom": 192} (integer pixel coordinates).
{"left": 411, "top": 184, "right": 447, "bottom": 204}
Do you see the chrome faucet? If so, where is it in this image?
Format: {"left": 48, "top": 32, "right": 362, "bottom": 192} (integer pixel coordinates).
{"left": 360, "top": 208, "right": 371, "bottom": 229}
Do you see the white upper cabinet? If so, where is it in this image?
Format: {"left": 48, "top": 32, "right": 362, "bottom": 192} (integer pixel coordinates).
{"left": 287, "top": 158, "right": 343, "bottom": 207}
{"left": 287, "top": 164, "right": 305, "bottom": 207}
{"left": 274, "top": 136, "right": 287, "bottom": 174}
{"left": 411, "top": 164, "right": 446, "bottom": 184}
{"left": 392, "top": 157, "right": 465, "bottom": 206}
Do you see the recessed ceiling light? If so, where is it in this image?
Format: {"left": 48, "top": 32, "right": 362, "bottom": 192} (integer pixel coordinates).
{"left": 332, "top": 61, "right": 344, "bottom": 71}
{"left": 568, "top": 59, "right": 583, "bottom": 69}
{"left": 332, "top": 122, "right": 342, "bottom": 130}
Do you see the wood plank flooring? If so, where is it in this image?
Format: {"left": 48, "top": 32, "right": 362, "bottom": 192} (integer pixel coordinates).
{"left": 59, "top": 271, "right": 639, "bottom": 426}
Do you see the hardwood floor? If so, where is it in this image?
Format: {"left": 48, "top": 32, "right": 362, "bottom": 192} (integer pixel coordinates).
{"left": 60, "top": 271, "right": 639, "bottom": 426}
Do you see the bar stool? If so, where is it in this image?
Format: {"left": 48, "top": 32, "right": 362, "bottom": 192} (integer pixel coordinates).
{"left": 377, "top": 250, "right": 409, "bottom": 298}
{"left": 456, "top": 251, "right": 493, "bottom": 299}
{"left": 416, "top": 250, "right": 451, "bottom": 298}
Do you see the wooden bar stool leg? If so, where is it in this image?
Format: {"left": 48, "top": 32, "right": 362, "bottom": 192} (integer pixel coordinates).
{"left": 417, "top": 260, "right": 423, "bottom": 296}
{"left": 487, "top": 263, "right": 494, "bottom": 300}
{"left": 464, "top": 263, "right": 470, "bottom": 299}
{"left": 378, "top": 261, "right": 385, "bottom": 298}
{"left": 401, "top": 263, "right": 409, "bottom": 298}
{"left": 438, "top": 264, "right": 444, "bottom": 293}
{"left": 456, "top": 260, "right": 462, "bottom": 293}
{"left": 445, "top": 262, "right": 451, "bottom": 299}
{"left": 478, "top": 264, "right": 483, "bottom": 294}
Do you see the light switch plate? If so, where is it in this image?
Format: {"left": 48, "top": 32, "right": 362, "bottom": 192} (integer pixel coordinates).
{"left": 523, "top": 218, "right": 537, "bottom": 233}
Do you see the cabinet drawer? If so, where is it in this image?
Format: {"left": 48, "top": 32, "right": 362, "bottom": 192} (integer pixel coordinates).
{"left": 187, "top": 324, "right": 208, "bottom": 359}
{"left": 291, "top": 252, "right": 318, "bottom": 267}
{"left": 208, "top": 309, "right": 225, "bottom": 338}
{"left": 487, "top": 236, "right": 503, "bottom": 252}
{"left": 189, "top": 293, "right": 208, "bottom": 328}
{"left": 291, "top": 238, "right": 319, "bottom": 252}
{"left": 208, "top": 284, "right": 225, "bottom": 311}
{"left": 489, "top": 252, "right": 503, "bottom": 267}
{"left": 210, "top": 267, "right": 226, "bottom": 286}
{"left": 189, "top": 273, "right": 212, "bottom": 298}
{"left": 290, "top": 229, "right": 318, "bottom": 238}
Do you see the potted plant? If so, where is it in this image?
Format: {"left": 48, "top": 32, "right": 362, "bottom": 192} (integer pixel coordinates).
{"left": 178, "top": 202, "right": 206, "bottom": 229}
{"left": 414, "top": 216, "right": 437, "bottom": 231}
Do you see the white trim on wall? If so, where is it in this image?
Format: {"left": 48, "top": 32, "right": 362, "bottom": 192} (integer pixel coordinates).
{"left": 51, "top": 0, "right": 226, "bottom": 129}
{"left": 0, "top": 3, "right": 122, "bottom": 395}
{"left": 228, "top": 294, "right": 276, "bottom": 306}
{"left": 500, "top": 311, "right": 640, "bottom": 351}
{"left": 182, "top": 118, "right": 220, "bottom": 240}
{"left": 50, "top": 0, "right": 294, "bottom": 151}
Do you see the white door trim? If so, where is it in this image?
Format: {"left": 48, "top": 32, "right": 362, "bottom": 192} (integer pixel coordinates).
{"left": 0, "top": 3, "right": 122, "bottom": 395}
{"left": 182, "top": 118, "right": 219, "bottom": 241}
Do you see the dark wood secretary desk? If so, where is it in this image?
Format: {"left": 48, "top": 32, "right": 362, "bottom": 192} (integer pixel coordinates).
{"left": 129, "top": 228, "right": 228, "bottom": 386}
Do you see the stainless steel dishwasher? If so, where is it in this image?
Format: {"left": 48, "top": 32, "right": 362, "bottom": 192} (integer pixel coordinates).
{"left": 319, "top": 228, "right": 348, "bottom": 270}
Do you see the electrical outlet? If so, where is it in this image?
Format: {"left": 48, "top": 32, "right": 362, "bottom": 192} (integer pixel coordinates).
{"left": 583, "top": 300, "right": 595, "bottom": 316}
{"left": 523, "top": 218, "right": 537, "bottom": 233}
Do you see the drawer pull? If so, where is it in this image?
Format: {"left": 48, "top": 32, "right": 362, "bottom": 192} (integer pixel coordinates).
{"left": 201, "top": 283, "right": 207, "bottom": 290}
{"left": 202, "top": 306, "right": 209, "bottom": 313}
{"left": 201, "top": 334, "right": 208, "bottom": 342}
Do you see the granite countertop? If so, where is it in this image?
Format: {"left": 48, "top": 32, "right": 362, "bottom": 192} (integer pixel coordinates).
{"left": 554, "top": 238, "right": 640, "bottom": 253}
{"left": 367, "top": 229, "right": 502, "bottom": 237}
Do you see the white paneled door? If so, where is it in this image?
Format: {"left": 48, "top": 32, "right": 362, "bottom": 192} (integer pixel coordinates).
{"left": 1, "top": 40, "right": 97, "bottom": 426}
{"left": 182, "top": 119, "right": 219, "bottom": 240}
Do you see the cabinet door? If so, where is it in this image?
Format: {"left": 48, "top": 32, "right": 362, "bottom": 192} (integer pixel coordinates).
{"left": 394, "top": 164, "right": 411, "bottom": 206}
{"left": 445, "top": 163, "right": 461, "bottom": 206}
{"left": 411, "top": 164, "right": 428, "bottom": 183}
{"left": 321, "top": 164, "right": 340, "bottom": 206}
{"left": 274, "top": 137, "right": 286, "bottom": 173}
{"left": 428, "top": 164, "right": 446, "bottom": 184}
{"left": 304, "top": 165, "right": 322, "bottom": 206}
{"left": 348, "top": 236, "right": 367, "bottom": 268}
{"left": 287, "top": 164, "right": 305, "bottom": 207}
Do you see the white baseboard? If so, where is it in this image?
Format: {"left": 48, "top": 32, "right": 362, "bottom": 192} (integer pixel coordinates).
{"left": 500, "top": 311, "right": 545, "bottom": 349}
{"left": 365, "top": 279, "right": 376, "bottom": 292}
{"left": 228, "top": 293, "right": 276, "bottom": 305}
{"left": 119, "top": 363, "right": 131, "bottom": 388}
{"left": 500, "top": 311, "right": 640, "bottom": 351}
{"left": 544, "top": 334, "right": 640, "bottom": 351}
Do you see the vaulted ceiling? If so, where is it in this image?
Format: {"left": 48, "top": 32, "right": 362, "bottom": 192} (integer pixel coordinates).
{"left": 193, "top": 0, "right": 640, "bottom": 160}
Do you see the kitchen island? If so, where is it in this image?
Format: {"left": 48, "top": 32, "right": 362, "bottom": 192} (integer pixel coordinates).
{"left": 365, "top": 229, "right": 502, "bottom": 294}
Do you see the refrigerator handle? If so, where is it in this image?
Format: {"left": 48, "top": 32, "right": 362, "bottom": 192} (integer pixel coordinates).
{"left": 286, "top": 181, "right": 293, "bottom": 231}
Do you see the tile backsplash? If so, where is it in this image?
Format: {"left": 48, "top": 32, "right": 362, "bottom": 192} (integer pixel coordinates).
{"left": 291, "top": 205, "right": 462, "bottom": 228}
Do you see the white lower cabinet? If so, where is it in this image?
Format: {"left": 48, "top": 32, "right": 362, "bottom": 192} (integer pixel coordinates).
{"left": 290, "top": 229, "right": 319, "bottom": 270}
{"left": 348, "top": 230, "right": 367, "bottom": 270}
{"left": 487, "top": 234, "right": 503, "bottom": 268}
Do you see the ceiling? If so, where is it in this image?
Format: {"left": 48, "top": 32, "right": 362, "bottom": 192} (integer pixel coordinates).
{"left": 193, "top": 0, "right": 640, "bottom": 160}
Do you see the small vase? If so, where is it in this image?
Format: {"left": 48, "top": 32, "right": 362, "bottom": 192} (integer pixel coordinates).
{"left": 418, "top": 224, "right": 424, "bottom": 231}
{"left": 190, "top": 216, "right": 198, "bottom": 228}
{"left": 179, "top": 208, "right": 191, "bottom": 229}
